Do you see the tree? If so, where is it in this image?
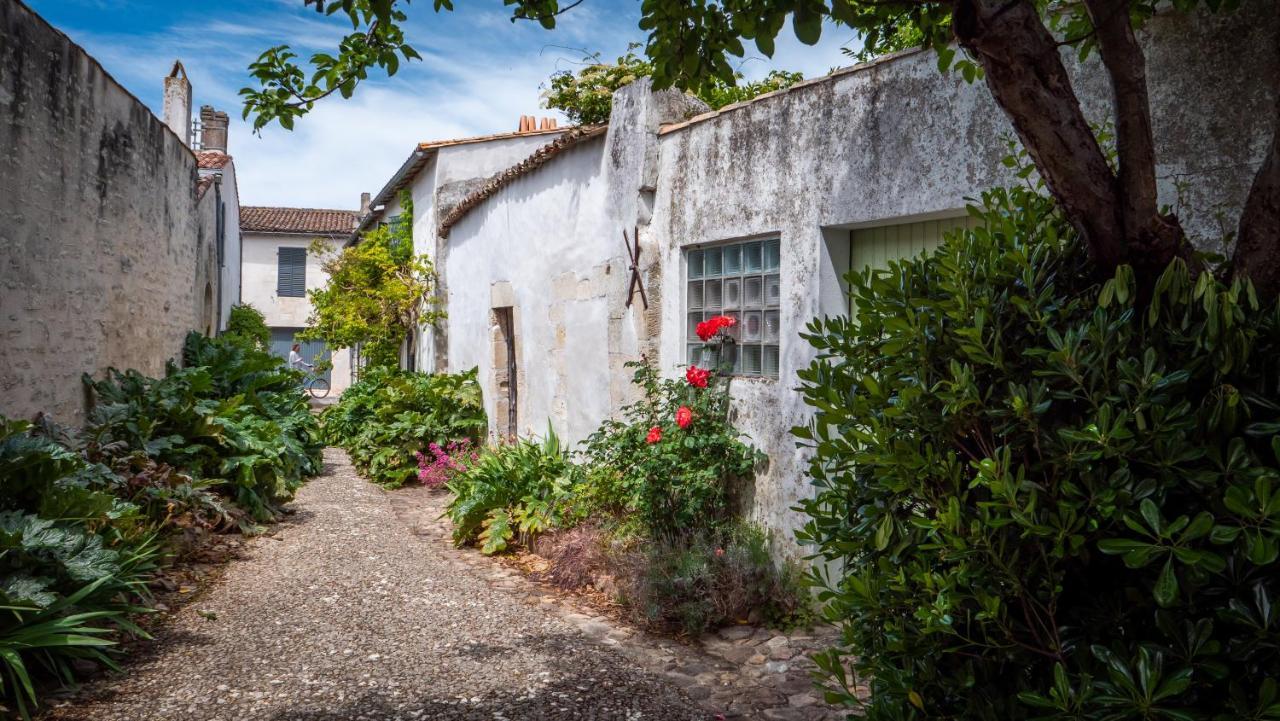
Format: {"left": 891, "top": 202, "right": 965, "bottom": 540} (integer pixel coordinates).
{"left": 223, "top": 303, "right": 271, "bottom": 350}
{"left": 300, "top": 193, "right": 442, "bottom": 367}
{"left": 242, "top": 0, "right": 1278, "bottom": 297}
{"left": 542, "top": 46, "right": 803, "bottom": 125}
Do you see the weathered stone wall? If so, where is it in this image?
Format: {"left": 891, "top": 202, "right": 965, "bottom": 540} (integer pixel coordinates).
{"left": 650, "top": 2, "right": 1279, "bottom": 557}
{"left": 0, "top": 0, "right": 215, "bottom": 423}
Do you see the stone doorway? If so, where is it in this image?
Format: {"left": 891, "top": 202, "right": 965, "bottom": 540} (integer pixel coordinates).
{"left": 492, "top": 307, "right": 518, "bottom": 439}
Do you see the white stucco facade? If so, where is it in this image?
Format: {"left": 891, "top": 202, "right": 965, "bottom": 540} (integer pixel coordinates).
{"left": 241, "top": 229, "right": 354, "bottom": 393}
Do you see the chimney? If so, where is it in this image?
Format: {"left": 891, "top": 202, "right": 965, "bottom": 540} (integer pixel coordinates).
{"left": 539, "top": 117, "right": 558, "bottom": 130}
{"left": 360, "top": 192, "right": 372, "bottom": 214}
{"left": 163, "top": 60, "right": 192, "bottom": 145}
{"left": 199, "top": 105, "right": 230, "bottom": 153}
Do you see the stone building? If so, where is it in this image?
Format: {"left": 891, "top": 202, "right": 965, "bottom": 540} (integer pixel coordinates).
{"left": 366, "top": 5, "right": 1277, "bottom": 554}
{"left": 0, "top": 0, "right": 242, "bottom": 423}
{"left": 239, "top": 206, "right": 360, "bottom": 394}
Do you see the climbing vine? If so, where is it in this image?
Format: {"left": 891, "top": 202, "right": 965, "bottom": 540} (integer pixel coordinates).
{"left": 301, "top": 191, "right": 441, "bottom": 368}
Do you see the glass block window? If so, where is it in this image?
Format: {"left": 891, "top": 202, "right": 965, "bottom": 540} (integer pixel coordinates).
{"left": 686, "top": 239, "right": 781, "bottom": 378}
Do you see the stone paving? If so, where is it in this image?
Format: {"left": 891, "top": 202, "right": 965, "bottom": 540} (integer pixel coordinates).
{"left": 39, "top": 448, "right": 848, "bottom": 721}
{"left": 390, "top": 484, "right": 846, "bottom": 721}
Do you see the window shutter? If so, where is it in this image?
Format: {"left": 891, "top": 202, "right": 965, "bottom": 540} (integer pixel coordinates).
{"left": 277, "top": 247, "right": 307, "bottom": 297}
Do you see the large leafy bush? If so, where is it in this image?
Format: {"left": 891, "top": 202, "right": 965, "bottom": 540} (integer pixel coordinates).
{"left": 0, "top": 419, "right": 158, "bottom": 718}
{"left": 223, "top": 304, "right": 270, "bottom": 351}
{"left": 321, "top": 367, "right": 487, "bottom": 487}
{"left": 796, "top": 184, "right": 1280, "bottom": 719}
{"left": 84, "top": 333, "right": 323, "bottom": 522}
{"left": 445, "top": 425, "right": 578, "bottom": 555}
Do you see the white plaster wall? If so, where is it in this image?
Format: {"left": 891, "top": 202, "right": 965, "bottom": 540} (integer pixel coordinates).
{"left": 649, "top": 4, "right": 1279, "bottom": 556}
{"left": 218, "top": 162, "right": 242, "bottom": 329}
{"left": 444, "top": 139, "right": 617, "bottom": 444}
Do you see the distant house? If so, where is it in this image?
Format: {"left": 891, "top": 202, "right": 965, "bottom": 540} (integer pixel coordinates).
{"left": 239, "top": 206, "right": 361, "bottom": 393}
{"left": 192, "top": 107, "right": 242, "bottom": 336}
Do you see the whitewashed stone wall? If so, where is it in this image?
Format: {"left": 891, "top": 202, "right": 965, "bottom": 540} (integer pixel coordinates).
{"left": 0, "top": 0, "right": 218, "bottom": 423}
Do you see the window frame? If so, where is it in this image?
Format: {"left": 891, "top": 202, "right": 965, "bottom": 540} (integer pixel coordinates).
{"left": 684, "top": 237, "right": 782, "bottom": 379}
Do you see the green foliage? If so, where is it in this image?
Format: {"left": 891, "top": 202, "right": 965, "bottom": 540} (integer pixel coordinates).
{"left": 322, "top": 367, "right": 487, "bottom": 487}
{"left": 581, "top": 361, "right": 759, "bottom": 538}
{"left": 0, "top": 419, "right": 159, "bottom": 718}
{"left": 223, "top": 304, "right": 271, "bottom": 351}
{"left": 445, "top": 425, "right": 578, "bottom": 554}
{"left": 615, "top": 522, "right": 813, "bottom": 636}
{"left": 301, "top": 193, "right": 440, "bottom": 369}
{"left": 542, "top": 47, "right": 803, "bottom": 125}
{"left": 795, "top": 182, "right": 1280, "bottom": 719}
{"left": 240, "top": 0, "right": 421, "bottom": 132}
{"left": 84, "top": 333, "right": 323, "bottom": 523}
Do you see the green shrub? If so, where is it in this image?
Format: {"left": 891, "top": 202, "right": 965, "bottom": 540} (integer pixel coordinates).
{"left": 445, "top": 425, "right": 579, "bottom": 555}
{"left": 322, "top": 367, "right": 487, "bottom": 487}
{"left": 0, "top": 418, "right": 159, "bottom": 718}
{"left": 795, "top": 183, "right": 1280, "bottom": 719}
{"left": 580, "top": 361, "right": 760, "bottom": 537}
{"left": 83, "top": 332, "right": 323, "bottom": 523}
{"left": 614, "top": 522, "right": 812, "bottom": 637}
{"left": 223, "top": 304, "right": 270, "bottom": 351}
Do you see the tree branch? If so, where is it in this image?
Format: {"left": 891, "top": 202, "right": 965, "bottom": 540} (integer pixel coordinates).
{"left": 1232, "top": 120, "right": 1280, "bottom": 298}
{"left": 952, "top": 0, "right": 1127, "bottom": 271}
{"left": 1082, "top": 0, "right": 1188, "bottom": 272}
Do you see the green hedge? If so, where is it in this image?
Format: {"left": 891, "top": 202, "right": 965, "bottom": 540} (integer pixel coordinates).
{"left": 796, "top": 184, "right": 1280, "bottom": 719}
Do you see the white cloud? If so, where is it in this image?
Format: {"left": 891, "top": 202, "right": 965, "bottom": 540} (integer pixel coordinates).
{"left": 33, "top": 0, "right": 867, "bottom": 209}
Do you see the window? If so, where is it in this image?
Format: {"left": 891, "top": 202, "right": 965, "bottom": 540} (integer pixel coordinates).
{"left": 686, "top": 238, "right": 781, "bottom": 378}
{"left": 277, "top": 247, "right": 307, "bottom": 297}
{"left": 846, "top": 216, "right": 974, "bottom": 314}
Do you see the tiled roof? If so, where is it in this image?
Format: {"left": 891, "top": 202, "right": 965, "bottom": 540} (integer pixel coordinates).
{"left": 241, "top": 206, "right": 361, "bottom": 235}
{"left": 196, "top": 151, "right": 232, "bottom": 169}
{"left": 195, "top": 176, "right": 214, "bottom": 201}
{"left": 417, "top": 127, "right": 565, "bottom": 152}
{"left": 437, "top": 125, "right": 607, "bottom": 238}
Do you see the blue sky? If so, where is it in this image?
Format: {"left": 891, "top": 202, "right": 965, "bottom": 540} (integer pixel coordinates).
{"left": 28, "top": 0, "right": 859, "bottom": 209}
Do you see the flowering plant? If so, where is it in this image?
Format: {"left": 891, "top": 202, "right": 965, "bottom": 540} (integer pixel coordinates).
{"left": 695, "top": 314, "right": 737, "bottom": 342}
{"left": 415, "top": 439, "right": 479, "bottom": 489}
{"left": 581, "top": 360, "right": 759, "bottom": 536}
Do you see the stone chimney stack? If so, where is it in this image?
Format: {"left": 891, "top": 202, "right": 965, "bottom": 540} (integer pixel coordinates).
{"left": 360, "top": 192, "right": 372, "bottom": 214}
{"left": 163, "top": 60, "right": 192, "bottom": 145}
{"left": 199, "top": 105, "right": 230, "bottom": 153}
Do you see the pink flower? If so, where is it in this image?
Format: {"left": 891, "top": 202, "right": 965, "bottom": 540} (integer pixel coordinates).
{"left": 676, "top": 406, "right": 693, "bottom": 429}
{"left": 714, "top": 547, "right": 725, "bottom": 557}
{"left": 685, "top": 365, "right": 710, "bottom": 388}
{"left": 646, "top": 426, "right": 662, "bottom": 444}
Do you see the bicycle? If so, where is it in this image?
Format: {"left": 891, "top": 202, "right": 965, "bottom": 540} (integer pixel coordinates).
{"left": 302, "top": 371, "right": 330, "bottom": 399}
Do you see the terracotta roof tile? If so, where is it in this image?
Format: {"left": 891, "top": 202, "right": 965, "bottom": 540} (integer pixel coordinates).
{"left": 417, "top": 127, "right": 565, "bottom": 151}
{"left": 196, "top": 151, "right": 232, "bottom": 169}
{"left": 241, "top": 206, "right": 361, "bottom": 235}
{"left": 438, "top": 125, "right": 607, "bottom": 238}
{"left": 195, "top": 176, "right": 214, "bottom": 201}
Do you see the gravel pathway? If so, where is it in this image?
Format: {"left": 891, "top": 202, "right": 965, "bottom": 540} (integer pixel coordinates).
{"left": 42, "top": 449, "right": 705, "bottom": 721}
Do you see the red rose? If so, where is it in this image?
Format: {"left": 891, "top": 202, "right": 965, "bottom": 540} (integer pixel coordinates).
{"left": 685, "top": 365, "right": 710, "bottom": 388}
{"left": 696, "top": 315, "right": 737, "bottom": 342}
{"left": 676, "top": 406, "right": 693, "bottom": 429}
{"left": 646, "top": 426, "right": 662, "bottom": 444}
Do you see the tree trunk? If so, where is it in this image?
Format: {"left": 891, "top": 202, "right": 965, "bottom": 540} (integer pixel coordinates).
{"left": 1082, "top": 0, "right": 1189, "bottom": 276}
{"left": 1233, "top": 128, "right": 1280, "bottom": 299}
{"left": 952, "top": 0, "right": 1128, "bottom": 272}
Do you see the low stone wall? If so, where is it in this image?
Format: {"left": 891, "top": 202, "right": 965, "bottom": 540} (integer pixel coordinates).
{"left": 0, "top": 0, "right": 215, "bottom": 423}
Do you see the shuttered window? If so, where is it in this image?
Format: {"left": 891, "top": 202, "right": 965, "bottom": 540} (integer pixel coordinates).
{"left": 277, "top": 247, "right": 307, "bottom": 297}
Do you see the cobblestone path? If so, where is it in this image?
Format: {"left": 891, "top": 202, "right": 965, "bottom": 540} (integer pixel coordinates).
{"left": 42, "top": 449, "right": 707, "bottom": 721}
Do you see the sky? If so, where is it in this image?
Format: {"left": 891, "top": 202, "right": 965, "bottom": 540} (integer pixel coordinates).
{"left": 28, "top": 0, "right": 860, "bottom": 210}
